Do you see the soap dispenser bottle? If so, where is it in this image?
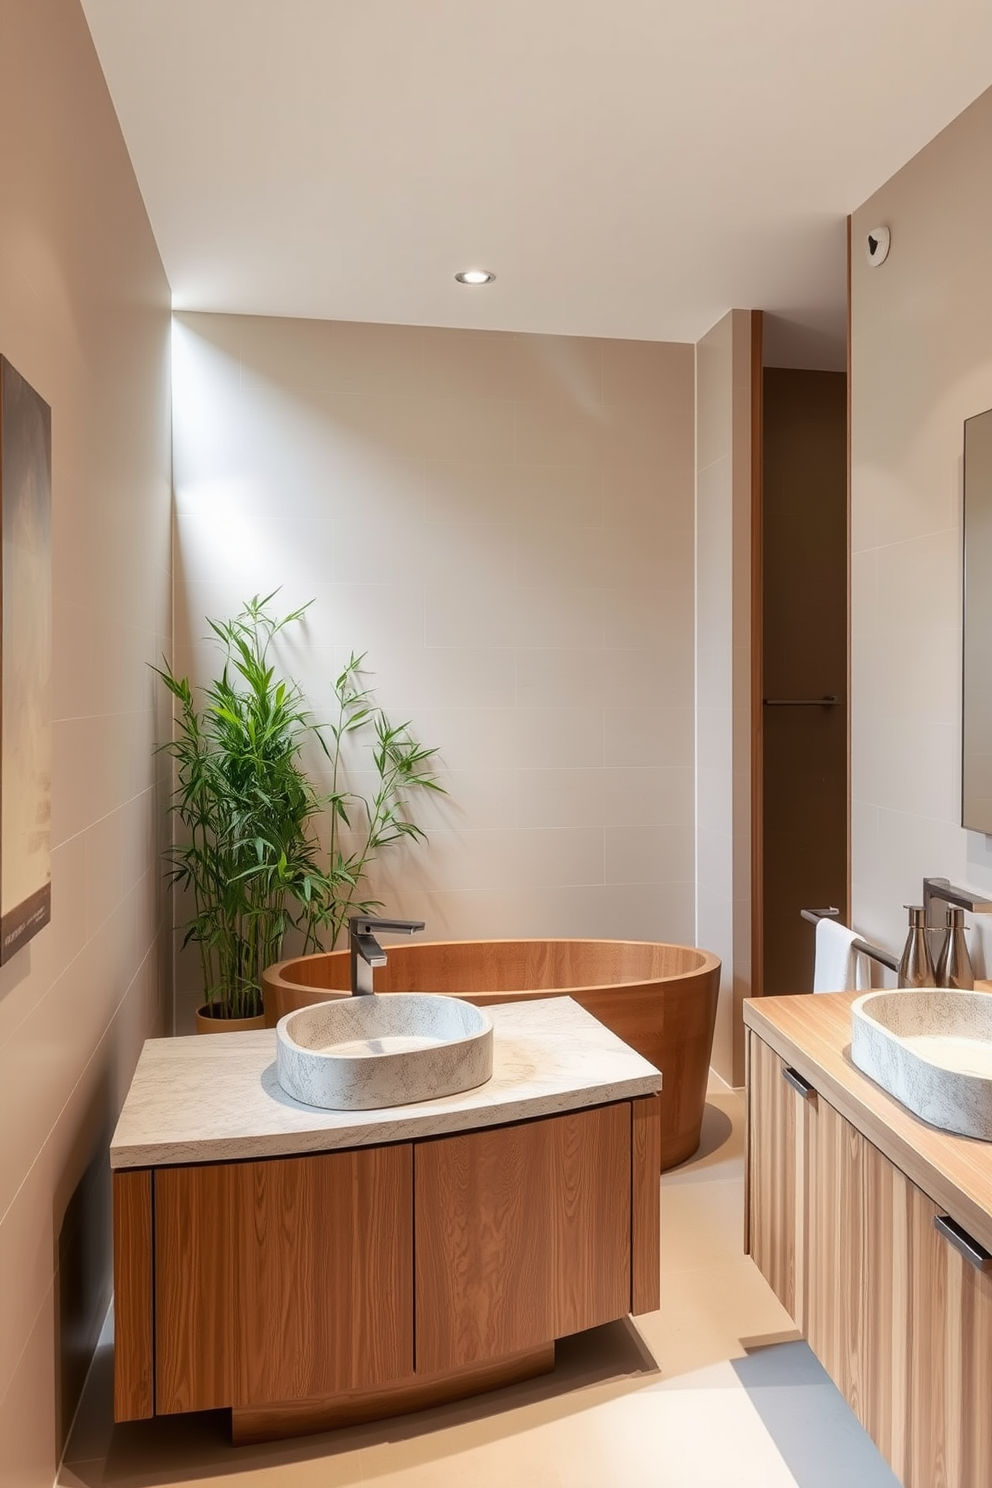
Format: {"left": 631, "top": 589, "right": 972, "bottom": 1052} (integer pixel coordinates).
{"left": 898, "top": 905, "right": 936, "bottom": 988}
{"left": 935, "top": 905, "right": 974, "bottom": 989}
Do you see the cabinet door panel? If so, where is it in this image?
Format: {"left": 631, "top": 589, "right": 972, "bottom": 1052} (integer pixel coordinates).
{"left": 806, "top": 1095, "right": 868, "bottom": 1411}
{"left": 155, "top": 1145, "right": 413, "bottom": 1413}
{"left": 415, "top": 1103, "right": 631, "bottom": 1374}
{"left": 746, "top": 1030, "right": 806, "bottom": 1327}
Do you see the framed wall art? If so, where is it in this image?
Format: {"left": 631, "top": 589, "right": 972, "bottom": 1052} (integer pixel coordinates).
{"left": 0, "top": 356, "right": 52, "bottom": 962}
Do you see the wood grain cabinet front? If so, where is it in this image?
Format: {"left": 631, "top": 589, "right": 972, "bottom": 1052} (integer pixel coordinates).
{"left": 414, "top": 1102, "right": 632, "bottom": 1374}
{"left": 745, "top": 1030, "right": 810, "bottom": 1330}
{"left": 747, "top": 1025, "right": 992, "bottom": 1488}
{"left": 154, "top": 1144, "right": 413, "bottom": 1414}
{"left": 113, "top": 1094, "right": 661, "bottom": 1440}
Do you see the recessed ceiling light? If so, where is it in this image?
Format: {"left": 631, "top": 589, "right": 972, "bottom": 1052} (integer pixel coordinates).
{"left": 455, "top": 269, "right": 496, "bottom": 285}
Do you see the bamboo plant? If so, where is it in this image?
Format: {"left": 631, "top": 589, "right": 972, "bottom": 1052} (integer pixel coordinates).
{"left": 314, "top": 651, "right": 446, "bottom": 948}
{"left": 156, "top": 594, "right": 444, "bottom": 1018}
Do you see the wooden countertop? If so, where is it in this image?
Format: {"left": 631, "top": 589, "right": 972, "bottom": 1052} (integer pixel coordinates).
{"left": 745, "top": 992, "right": 992, "bottom": 1255}
{"left": 111, "top": 996, "right": 661, "bottom": 1170}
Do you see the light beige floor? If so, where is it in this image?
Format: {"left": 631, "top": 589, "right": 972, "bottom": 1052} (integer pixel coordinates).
{"left": 59, "top": 1089, "right": 808, "bottom": 1488}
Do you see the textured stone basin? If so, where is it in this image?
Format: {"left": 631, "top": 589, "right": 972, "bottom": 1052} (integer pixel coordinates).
{"left": 851, "top": 989, "right": 992, "bottom": 1139}
{"left": 275, "top": 994, "right": 494, "bottom": 1110}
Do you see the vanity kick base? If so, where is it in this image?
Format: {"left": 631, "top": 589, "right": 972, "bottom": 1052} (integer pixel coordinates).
{"left": 231, "top": 1346, "right": 555, "bottom": 1446}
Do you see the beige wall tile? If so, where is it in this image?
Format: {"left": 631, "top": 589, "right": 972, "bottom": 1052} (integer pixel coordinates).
{"left": 0, "top": 2, "right": 172, "bottom": 1470}
{"left": 511, "top": 462, "right": 606, "bottom": 525}
{"left": 851, "top": 87, "right": 992, "bottom": 956}
{"left": 173, "top": 316, "right": 695, "bottom": 999}
{"left": 605, "top": 824, "right": 696, "bottom": 885}
{"left": 603, "top": 584, "right": 694, "bottom": 650}
{"left": 604, "top": 706, "right": 693, "bottom": 767}
{"left": 602, "top": 765, "right": 696, "bottom": 828}
{"left": 516, "top": 768, "right": 607, "bottom": 829}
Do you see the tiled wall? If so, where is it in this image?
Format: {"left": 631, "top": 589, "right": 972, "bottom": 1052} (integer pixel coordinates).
{"left": 171, "top": 314, "right": 696, "bottom": 1028}
{"left": 0, "top": 2, "right": 172, "bottom": 1479}
{"left": 695, "top": 310, "right": 752, "bottom": 1084}
{"left": 851, "top": 85, "right": 992, "bottom": 971}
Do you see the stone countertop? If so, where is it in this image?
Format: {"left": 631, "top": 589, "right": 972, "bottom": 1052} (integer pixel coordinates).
{"left": 745, "top": 991, "right": 992, "bottom": 1256}
{"left": 110, "top": 996, "right": 662, "bottom": 1170}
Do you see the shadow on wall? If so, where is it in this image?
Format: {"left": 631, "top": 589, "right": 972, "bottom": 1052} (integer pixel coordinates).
{"left": 53, "top": 1072, "right": 117, "bottom": 1457}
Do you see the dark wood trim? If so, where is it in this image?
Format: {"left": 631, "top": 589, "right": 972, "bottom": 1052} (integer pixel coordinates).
{"left": 750, "top": 309, "right": 765, "bottom": 996}
{"left": 231, "top": 1345, "right": 556, "bottom": 1445}
{"left": 113, "top": 1169, "right": 154, "bottom": 1421}
{"left": 1, "top": 882, "right": 51, "bottom": 965}
{"left": 631, "top": 1095, "right": 661, "bottom": 1314}
{"left": 845, "top": 216, "right": 853, "bottom": 927}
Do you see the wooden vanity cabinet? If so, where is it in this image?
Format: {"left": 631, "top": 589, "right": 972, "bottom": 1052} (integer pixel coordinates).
{"left": 114, "top": 1094, "right": 661, "bottom": 1442}
{"left": 746, "top": 1024, "right": 992, "bottom": 1488}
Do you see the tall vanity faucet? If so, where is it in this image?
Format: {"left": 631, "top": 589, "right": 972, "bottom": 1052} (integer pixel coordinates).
{"left": 922, "top": 879, "right": 992, "bottom": 990}
{"left": 349, "top": 915, "right": 426, "bottom": 995}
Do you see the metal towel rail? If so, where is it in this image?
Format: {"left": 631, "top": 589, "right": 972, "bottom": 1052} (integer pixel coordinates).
{"left": 763, "top": 694, "right": 841, "bottom": 706}
{"left": 800, "top": 906, "right": 900, "bottom": 975}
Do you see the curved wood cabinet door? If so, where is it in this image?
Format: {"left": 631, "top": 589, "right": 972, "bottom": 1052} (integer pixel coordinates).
{"left": 154, "top": 1145, "right": 413, "bottom": 1413}
{"left": 414, "top": 1102, "right": 632, "bottom": 1375}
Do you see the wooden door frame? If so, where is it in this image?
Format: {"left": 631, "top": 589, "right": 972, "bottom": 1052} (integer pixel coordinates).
{"left": 750, "top": 309, "right": 764, "bottom": 998}
{"left": 750, "top": 265, "right": 854, "bottom": 1002}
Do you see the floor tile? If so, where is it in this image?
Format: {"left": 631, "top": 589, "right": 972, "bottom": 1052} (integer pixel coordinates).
{"left": 663, "top": 1094, "right": 743, "bottom": 1186}
{"left": 659, "top": 1177, "right": 747, "bottom": 1271}
{"left": 635, "top": 1260, "right": 798, "bottom": 1380}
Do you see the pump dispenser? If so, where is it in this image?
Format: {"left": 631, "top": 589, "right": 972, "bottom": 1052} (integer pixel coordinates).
{"left": 898, "top": 905, "right": 936, "bottom": 988}
{"left": 935, "top": 905, "right": 974, "bottom": 989}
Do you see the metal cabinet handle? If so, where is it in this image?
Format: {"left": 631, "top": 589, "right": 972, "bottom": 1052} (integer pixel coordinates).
{"left": 934, "top": 1213, "right": 992, "bottom": 1271}
{"left": 782, "top": 1066, "right": 816, "bottom": 1100}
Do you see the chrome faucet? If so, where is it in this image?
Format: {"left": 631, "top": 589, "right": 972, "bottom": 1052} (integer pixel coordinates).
{"left": 348, "top": 915, "right": 425, "bottom": 995}
{"left": 923, "top": 877, "right": 992, "bottom": 922}
{"left": 922, "top": 879, "right": 992, "bottom": 989}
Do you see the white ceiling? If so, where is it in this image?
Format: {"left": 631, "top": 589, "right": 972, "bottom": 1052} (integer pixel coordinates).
{"left": 81, "top": 0, "right": 992, "bottom": 362}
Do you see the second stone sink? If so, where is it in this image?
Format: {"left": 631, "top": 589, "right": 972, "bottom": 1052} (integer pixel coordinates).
{"left": 851, "top": 989, "right": 992, "bottom": 1139}
{"left": 275, "top": 993, "right": 494, "bottom": 1110}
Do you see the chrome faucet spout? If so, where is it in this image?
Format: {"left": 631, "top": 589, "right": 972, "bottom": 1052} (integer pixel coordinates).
{"left": 922, "top": 878, "right": 992, "bottom": 989}
{"left": 923, "top": 877, "right": 992, "bottom": 925}
{"left": 348, "top": 915, "right": 426, "bottom": 995}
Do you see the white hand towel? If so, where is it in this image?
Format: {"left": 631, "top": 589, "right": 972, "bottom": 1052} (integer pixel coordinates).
{"left": 813, "top": 918, "right": 871, "bottom": 993}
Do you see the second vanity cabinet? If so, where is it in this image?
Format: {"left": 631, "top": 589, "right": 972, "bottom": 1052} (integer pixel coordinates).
{"left": 746, "top": 998, "right": 992, "bottom": 1488}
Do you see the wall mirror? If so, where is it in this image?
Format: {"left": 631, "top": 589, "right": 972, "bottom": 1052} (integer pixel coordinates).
{"left": 963, "top": 406, "right": 992, "bottom": 832}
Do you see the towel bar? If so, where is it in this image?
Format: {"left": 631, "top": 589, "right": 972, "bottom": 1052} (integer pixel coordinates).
{"left": 800, "top": 906, "right": 900, "bottom": 975}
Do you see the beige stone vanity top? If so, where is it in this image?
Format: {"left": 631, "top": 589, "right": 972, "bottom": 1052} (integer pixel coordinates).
{"left": 745, "top": 991, "right": 992, "bottom": 1255}
{"left": 111, "top": 995, "right": 661, "bottom": 1170}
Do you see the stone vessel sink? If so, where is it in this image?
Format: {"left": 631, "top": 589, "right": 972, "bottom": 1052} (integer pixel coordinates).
{"left": 851, "top": 989, "right": 992, "bottom": 1139}
{"left": 275, "top": 993, "right": 494, "bottom": 1110}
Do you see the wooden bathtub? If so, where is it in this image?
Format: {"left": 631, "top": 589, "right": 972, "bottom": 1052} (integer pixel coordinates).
{"left": 262, "top": 939, "right": 721, "bottom": 1171}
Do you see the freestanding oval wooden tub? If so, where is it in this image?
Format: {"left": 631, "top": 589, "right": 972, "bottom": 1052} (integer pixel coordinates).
{"left": 263, "top": 939, "right": 721, "bottom": 1171}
